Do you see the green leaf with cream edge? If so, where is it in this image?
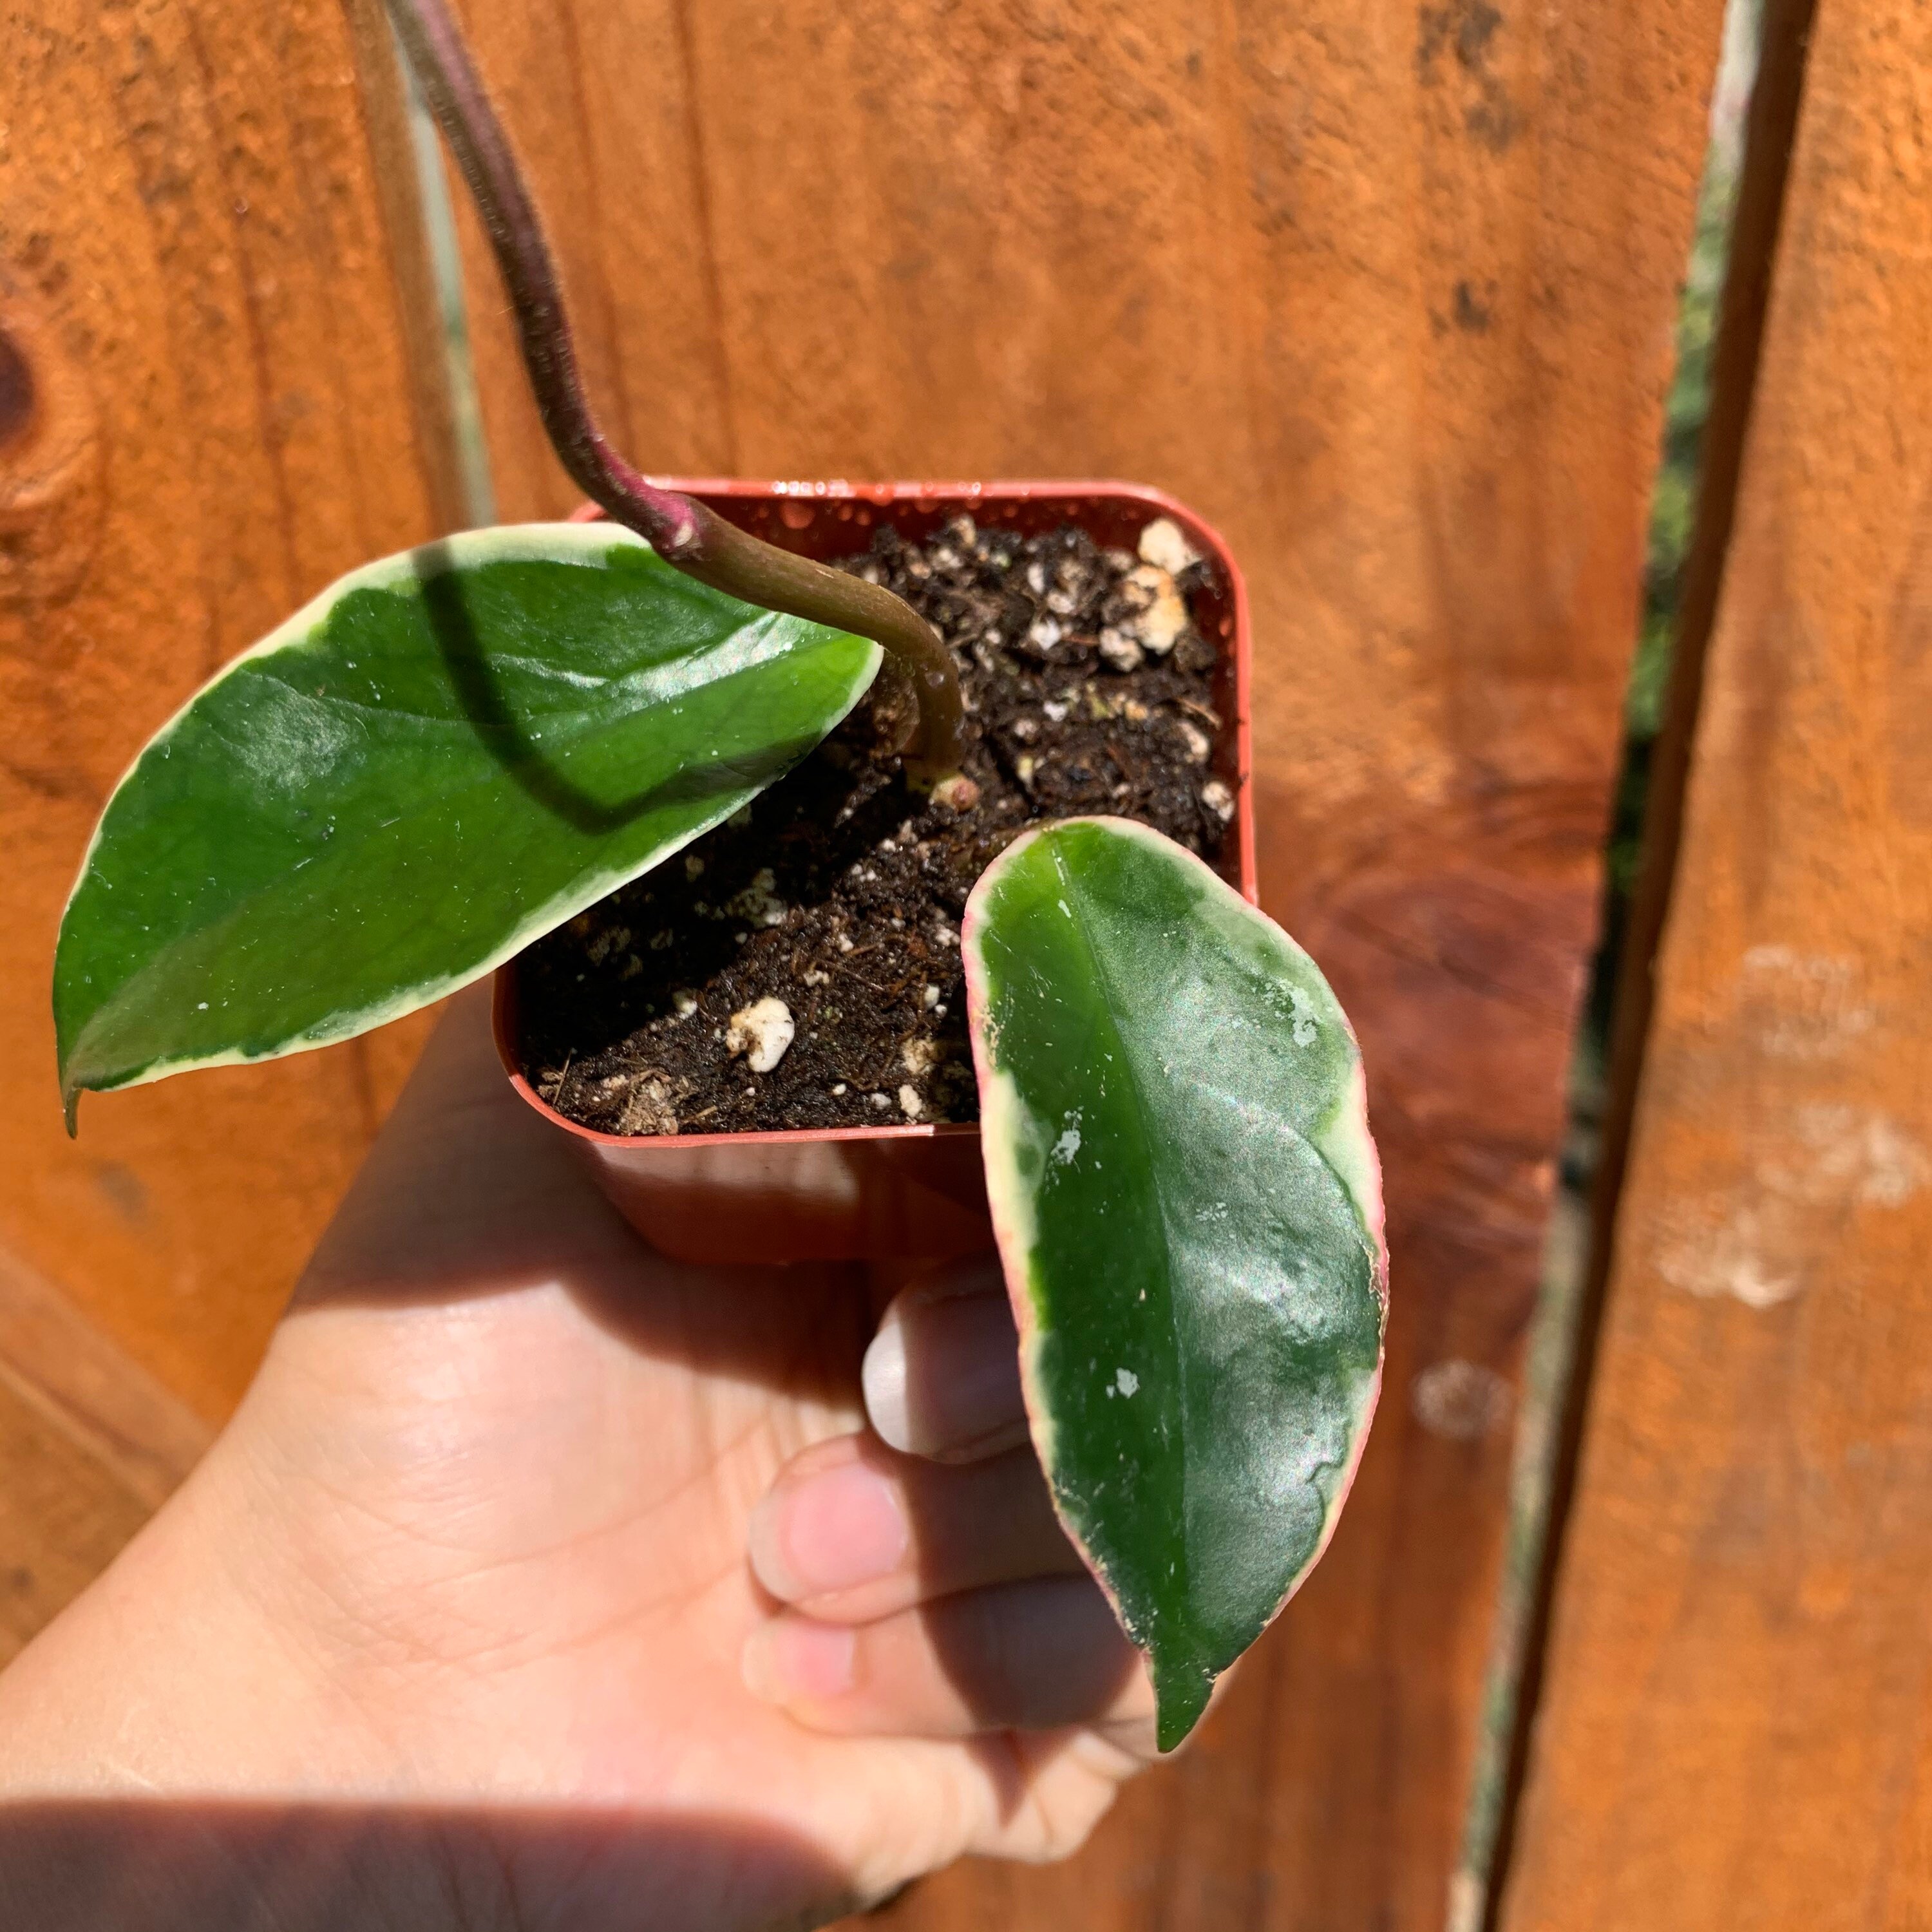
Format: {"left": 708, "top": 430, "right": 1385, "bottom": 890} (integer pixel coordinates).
{"left": 55, "top": 522, "right": 880, "bottom": 1122}
{"left": 962, "top": 817, "right": 1387, "bottom": 1750}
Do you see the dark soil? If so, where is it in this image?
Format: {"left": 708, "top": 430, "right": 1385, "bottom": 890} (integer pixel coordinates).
{"left": 515, "top": 513, "right": 1233, "bottom": 1135}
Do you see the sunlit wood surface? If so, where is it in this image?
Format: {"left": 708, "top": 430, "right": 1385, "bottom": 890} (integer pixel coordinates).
{"left": 0, "top": 1, "right": 1735, "bottom": 1926}
{"left": 448, "top": 3, "right": 1723, "bottom": 1924}
{"left": 1501, "top": 0, "right": 1932, "bottom": 1920}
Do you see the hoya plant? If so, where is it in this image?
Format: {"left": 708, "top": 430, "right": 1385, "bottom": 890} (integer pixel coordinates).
{"left": 53, "top": 0, "right": 1385, "bottom": 1750}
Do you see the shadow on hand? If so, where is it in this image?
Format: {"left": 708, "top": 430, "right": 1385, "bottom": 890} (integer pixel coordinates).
{"left": 0, "top": 1798, "right": 867, "bottom": 1932}
{"left": 933, "top": 1581, "right": 1145, "bottom": 1739}
{"left": 294, "top": 986, "right": 892, "bottom": 1406}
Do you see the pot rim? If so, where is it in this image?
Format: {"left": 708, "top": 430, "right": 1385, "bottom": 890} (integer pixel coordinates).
{"left": 496, "top": 475, "right": 1255, "bottom": 1153}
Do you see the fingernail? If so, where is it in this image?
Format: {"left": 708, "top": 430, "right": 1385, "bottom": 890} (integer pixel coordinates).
{"left": 749, "top": 1461, "right": 908, "bottom": 1600}
{"left": 742, "top": 1617, "right": 857, "bottom": 1706}
{"left": 866, "top": 1252, "right": 1005, "bottom": 1453}
{"left": 864, "top": 1282, "right": 1027, "bottom": 1460}
{"left": 862, "top": 1316, "right": 913, "bottom": 1452}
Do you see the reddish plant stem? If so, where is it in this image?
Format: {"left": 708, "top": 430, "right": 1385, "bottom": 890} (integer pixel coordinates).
{"left": 384, "top": 0, "right": 972, "bottom": 794}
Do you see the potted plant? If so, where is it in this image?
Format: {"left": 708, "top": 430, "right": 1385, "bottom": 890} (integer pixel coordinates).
{"left": 50, "top": 0, "right": 1385, "bottom": 1752}
{"left": 504, "top": 478, "right": 1257, "bottom": 1270}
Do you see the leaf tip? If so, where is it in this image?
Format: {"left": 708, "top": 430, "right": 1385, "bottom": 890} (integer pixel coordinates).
{"left": 1153, "top": 1655, "right": 1214, "bottom": 1753}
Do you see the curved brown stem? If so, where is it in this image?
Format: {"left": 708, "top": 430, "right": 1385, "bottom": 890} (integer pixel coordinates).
{"left": 384, "top": 0, "right": 971, "bottom": 793}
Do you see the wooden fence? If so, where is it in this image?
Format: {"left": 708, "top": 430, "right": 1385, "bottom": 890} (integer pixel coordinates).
{"left": 1, "top": 0, "right": 1924, "bottom": 1925}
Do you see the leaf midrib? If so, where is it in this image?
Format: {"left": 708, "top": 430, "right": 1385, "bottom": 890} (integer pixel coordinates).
{"left": 95, "top": 624, "right": 858, "bottom": 950}
{"left": 67, "top": 634, "right": 874, "bottom": 1082}
{"left": 1045, "top": 838, "right": 1197, "bottom": 1642}
{"left": 66, "top": 771, "right": 744, "bottom": 1090}
{"left": 1043, "top": 836, "right": 1380, "bottom": 1662}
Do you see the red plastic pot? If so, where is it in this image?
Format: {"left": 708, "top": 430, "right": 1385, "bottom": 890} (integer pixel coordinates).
{"left": 493, "top": 479, "right": 1255, "bottom": 1265}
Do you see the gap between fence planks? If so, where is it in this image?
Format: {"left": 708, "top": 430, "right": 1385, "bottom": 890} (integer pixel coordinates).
{"left": 1497, "top": 0, "right": 1932, "bottom": 1920}
{"left": 1484, "top": 0, "right": 1821, "bottom": 1913}
{"left": 441, "top": 3, "right": 1727, "bottom": 1924}
{"left": 0, "top": 0, "right": 453, "bottom": 1642}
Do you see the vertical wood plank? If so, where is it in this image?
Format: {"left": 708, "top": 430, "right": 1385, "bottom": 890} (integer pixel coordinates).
{"left": 0, "top": 1242, "right": 213, "bottom": 1667}
{"left": 446, "top": 3, "right": 1726, "bottom": 1923}
{"left": 0, "top": 0, "right": 450, "bottom": 1452}
{"left": 444, "top": 0, "right": 736, "bottom": 520}
{"left": 1485, "top": 0, "right": 1819, "bottom": 1909}
{"left": 1497, "top": 0, "right": 1932, "bottom": 1922}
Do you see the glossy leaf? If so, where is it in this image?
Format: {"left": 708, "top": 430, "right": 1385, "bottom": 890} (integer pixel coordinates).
{"left": 55, "top": 523, "right": 879, "bottom": 1120}
{"left": 963, "top": 817, "right": 1386, "bottom": 1749}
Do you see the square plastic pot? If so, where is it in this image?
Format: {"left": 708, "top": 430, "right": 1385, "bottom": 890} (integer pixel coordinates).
{"left": 494, "top": 478, "right": 1255, "bottom": 1265}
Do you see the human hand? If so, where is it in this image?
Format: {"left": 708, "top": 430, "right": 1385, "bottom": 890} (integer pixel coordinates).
{"left": 0, "top": 988, "right": 1158, "bottom": 1929}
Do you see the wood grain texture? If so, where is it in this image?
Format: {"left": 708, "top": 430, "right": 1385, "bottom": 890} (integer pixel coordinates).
{"left": 0, "top": 0, "right": 450, "bottom": 1459}
{"left": 445, "top": 3, "right": 1725, "bottom": 1923}
{"left": 0, "top": 1379, "right": 157, "bottom": 1669}
{"left": 1484, "top": 0, "right": 1821, "bottom": 1909}
{"left": 0, "top": 1239, "right": 211, "bottom": 1517}
{"left": 0, "top": 1241, "right": 213, "bottom": 1666}
{"left": 1497, "top": 0, "right": 1932, "bottom": 1923}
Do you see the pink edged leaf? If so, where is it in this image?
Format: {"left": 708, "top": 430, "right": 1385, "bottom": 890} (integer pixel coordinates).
{"left": 963, "top": 817, "right": 1386, "bottom": 1749}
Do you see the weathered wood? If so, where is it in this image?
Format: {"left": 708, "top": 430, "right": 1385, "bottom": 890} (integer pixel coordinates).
{"left": 0, "top": 1240, "right": 211, "bottom": 1517}
{"left": 446, "top": 3, "right": 1726, "bottom": 1923}
{"left": 0, "top": 1379, "right": 156, "bottom": 1669}
{"left": 1485, "top": 0, "right": 1821, "bottom": 1910}
{"left": 0, "top": 0, "right": 450, "bottom": 1454}
{"left": 445, "top": 0, "right": 735, "bottom": 518}
{"left": 1497, "top": 0, "right": 1932, "bottom": 1922}
{"left": 0, "top": 1242, "right": 213, "bottom": 1667}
